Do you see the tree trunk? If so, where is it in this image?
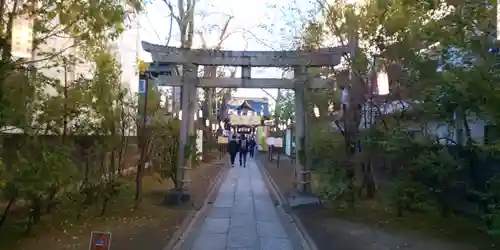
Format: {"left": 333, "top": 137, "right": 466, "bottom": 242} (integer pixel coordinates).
{"left": 135, "top": 131, "right": 147, "bottom": 206}
{"left": 1, "top": 0, "right": 18, "bottom": 61}
{"left": 0, "top": 197, "right": 15, "bottom": 227}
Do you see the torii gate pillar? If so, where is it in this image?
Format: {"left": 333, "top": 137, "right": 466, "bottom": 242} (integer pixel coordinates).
{"left": 293, "top": 66, "right": 310, "bottom": 193}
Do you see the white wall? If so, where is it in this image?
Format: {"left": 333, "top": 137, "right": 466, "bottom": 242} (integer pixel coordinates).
{"left": 425, "top": 117, "right": 486, "bottom": 145}
{"left": 117, "top": 16, "right": 140, "bottom": 94}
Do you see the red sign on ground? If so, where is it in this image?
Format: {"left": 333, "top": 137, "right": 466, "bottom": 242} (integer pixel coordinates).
{"left": 88, "top": 231, "right": 112, "bottom": 250}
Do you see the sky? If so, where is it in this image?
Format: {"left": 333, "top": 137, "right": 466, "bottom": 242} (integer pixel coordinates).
{"left": 138, "top": 0, "right": 316, "bottom": 104}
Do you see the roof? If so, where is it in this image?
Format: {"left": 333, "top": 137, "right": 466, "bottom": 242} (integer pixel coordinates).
{"left": 227, "top": 99, "right": 270, "bottom": 116}
{"left": 228, "top": 97, "right": 269, "bottom": 105}
{"left": 236, "top": 100, "right": 255, "bottom": 111}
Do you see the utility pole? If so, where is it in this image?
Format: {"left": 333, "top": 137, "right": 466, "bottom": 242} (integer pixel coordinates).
{"left": 135, "top": 72, "right": 149, "bottom": 205}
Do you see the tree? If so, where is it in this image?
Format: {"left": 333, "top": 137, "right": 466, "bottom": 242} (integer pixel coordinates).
{"left": 275, "top": 89, "right": 295, "bottom": 125}
{"left": 198, "top": 14, "right": 234, "bottom": 159}
{"left": 158, "top": 0, "right": 198, "bottom": 193}
{"left": 0, "top": 0, "right": 142, "bottom": 125}
{"left": 306, "top": 0, "right": 500, "bottom": 237}
{"left": 0, "top": 0, "right": 143, "bottom": 231}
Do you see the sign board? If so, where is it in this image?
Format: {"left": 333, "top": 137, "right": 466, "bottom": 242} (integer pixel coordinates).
{"left": 217, "top": 136, "right": 228, "bottom": 144}
{"left": 237, "top": 127, "right": 252, "bottom": 133}
{"left": 89, "top": 231, "right": 112, "bottom": 250}
{"left": 273, "top": 137, "right": 283, "bottom": 148}
{"left": 267, "top": 137, "right": 275, "bottom": 146}
{"left": 230, "top": 115, "right": 261, "bottom": 126}
{"left": 263, "top": 120, "right": 274, "bottom": 126}
{"left": 138, "top": 79, "right": 146, "bottom": 94}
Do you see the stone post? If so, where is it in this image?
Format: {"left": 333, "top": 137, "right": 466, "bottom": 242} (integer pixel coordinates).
{"left": 293, "top": 66, "right": 311, "bottom": 193}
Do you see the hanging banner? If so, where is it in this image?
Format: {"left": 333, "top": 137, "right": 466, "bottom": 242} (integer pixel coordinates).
{"left": 230, "top": 115, "right": 261, "bottom": 126}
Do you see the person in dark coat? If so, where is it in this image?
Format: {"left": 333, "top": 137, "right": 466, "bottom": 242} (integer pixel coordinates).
{"left": 249, "top": 136, "right": 256, "bottom": 158}
{"left": 227, "top": 134, "right": 239, "bottom": 167}
{"left": 238, "top": 134, "right": 249, "bottom": 167}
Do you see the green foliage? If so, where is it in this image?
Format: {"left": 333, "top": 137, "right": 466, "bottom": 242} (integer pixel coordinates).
{"left": 0, "top": 43, "right": 138, "bottom": 237}
{"left": 308, "top": 126, "right": 350, "bottom": 202}
{"left": 153, "top": 118, "right": 181, "bottom": 184}
{"left": 152, "top": 118, "right": 201, "bottom": 188}
{"left": 302, "top": 0, "right": 500, "bottom": 240}
{"left": 275, "top": 90, "right": 295, "bottom": 125}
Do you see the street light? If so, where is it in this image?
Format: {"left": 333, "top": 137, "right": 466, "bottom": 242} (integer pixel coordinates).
{"left": 313, "top": 106, "right": 320, "bottom": 118}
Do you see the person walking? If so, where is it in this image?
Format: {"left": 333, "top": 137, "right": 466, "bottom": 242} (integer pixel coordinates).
{"left": 227, "top": 134, "right": 239, "bottom": 167}
{"left": 249, "top": 136, "right": 256, "bottom": 158}
{"left": 238, "top": 134, "right": 249, "bottom": 167}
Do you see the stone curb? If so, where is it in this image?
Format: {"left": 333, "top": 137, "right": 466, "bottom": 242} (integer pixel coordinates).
{"left": 256, "top": 157, "right": 319, "bottom": 250}
{"left": 163, "top": 159, "right": 229, "bottom": 250}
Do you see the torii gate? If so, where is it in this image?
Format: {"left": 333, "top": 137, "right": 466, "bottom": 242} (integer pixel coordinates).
{"left": 141, "top": 41, "right": 352, "bottom": 204}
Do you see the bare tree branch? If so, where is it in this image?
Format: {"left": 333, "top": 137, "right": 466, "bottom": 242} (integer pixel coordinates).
{"left": 165, "top": 13, "right": 174, "bottom": 46}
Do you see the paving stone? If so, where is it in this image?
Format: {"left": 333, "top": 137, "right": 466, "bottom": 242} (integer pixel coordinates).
{"left": 257, "top": 221, "right": 287, "bottom": 238}
{"left": 207, "top": 207, "right": 232, "bottom": 219}
{"left": 227, "top": 247, "right": 260, "bottom": 250}
{"left": 214, "top": 198, "right": 234, "bottom": 207}
{"left": 190, "top": 233, "right": 226, "bottom": 250}
{"left": 254, "top": 202, "right": 275, "bottom": 211}
{"left": 227, "top": 227, "right": 260, "bottom": 248}
{"left": 234, "top": 198, "right": 254, "bottom": 206}
{"left": 231, "top": 215, "right": 256, "bottom": 228}
{"left": 201, "top": 218, "right": 230, "bottom": 233}
{"left": 255, "top": 210, "right": 279, "bottom": 222}
{"left": 182, "top": 160, "right": 298, "bottom": 250}
{"left": 227, "top": 246, "right": 260, "bottom": 250}
{"left": 260, "top": 238, "right": 293, "bottom": 250}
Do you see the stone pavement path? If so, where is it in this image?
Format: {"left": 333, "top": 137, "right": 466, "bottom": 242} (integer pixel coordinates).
{"left": 183, "top": 158, "right": 294, "bottom": 250}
